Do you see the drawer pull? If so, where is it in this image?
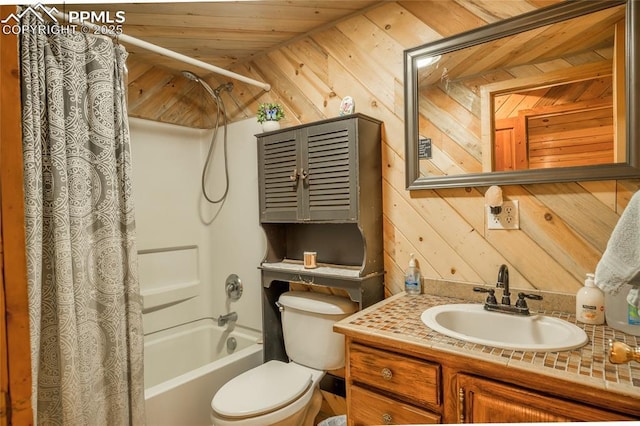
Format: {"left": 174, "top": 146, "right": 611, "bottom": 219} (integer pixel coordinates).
{"left": 382, "top": 413, "right": 393, "bottom": 424}
{"left": 381, "top": 367, "right": 393, "bottom": 380}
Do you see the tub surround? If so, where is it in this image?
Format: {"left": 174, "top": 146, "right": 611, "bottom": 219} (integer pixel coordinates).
{"left": 144, "top": 320, "right": 262, "bottom": 426}
{"left": 335, "top": 289, "right": 640, "bottom": 423}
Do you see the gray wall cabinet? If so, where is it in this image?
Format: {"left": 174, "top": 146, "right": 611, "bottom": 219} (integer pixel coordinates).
{"left": 258, "top": 114, "right": 380, "bottom": 223}
{"left": 256, "top": 114, "right": 385, "bottom": 363}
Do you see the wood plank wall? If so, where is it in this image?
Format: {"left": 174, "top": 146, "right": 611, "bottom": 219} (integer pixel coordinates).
{"left": 0, "top": 5, "right": 33, "bottom": 423}
{"left": 128, "top": 0, "right": 640, "bottom": 297}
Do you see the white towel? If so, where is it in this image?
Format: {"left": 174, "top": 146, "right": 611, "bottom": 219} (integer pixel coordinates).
{"left": 595, "top": 190, "right": 640, "bottom": 308}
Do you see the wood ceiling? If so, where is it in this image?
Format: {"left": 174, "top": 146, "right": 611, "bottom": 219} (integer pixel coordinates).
{"left": 50, "top": 1, "right": 569, "bottom": 129}
{"left": 57, "top": 1, "right": 383, "bottom": 74}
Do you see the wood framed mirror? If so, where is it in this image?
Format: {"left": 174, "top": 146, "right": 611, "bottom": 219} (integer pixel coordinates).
{"left": 404, "top": 0, "right": 640, "bottom": 190}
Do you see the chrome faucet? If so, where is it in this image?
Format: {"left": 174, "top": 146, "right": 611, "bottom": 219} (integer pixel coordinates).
{"left": 218, "top": 312, "right": 238, "bottom": 326}
{"left": 473, "top": 264, "right": 542, "bottom": 316}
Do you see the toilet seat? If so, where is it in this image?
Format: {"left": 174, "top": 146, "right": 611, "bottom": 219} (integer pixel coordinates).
{"left": 212, "top": 360, "right": 312, "bottom": 418}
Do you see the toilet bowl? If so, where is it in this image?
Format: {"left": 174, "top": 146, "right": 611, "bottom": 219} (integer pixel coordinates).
{"left": 210, "top": 360, "right": 324, "bottom": 426}
{"left": 210, "top": 291, "right": 357, "bottom": 426}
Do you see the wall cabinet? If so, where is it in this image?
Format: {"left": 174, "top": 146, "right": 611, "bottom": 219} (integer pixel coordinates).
{"left": 258, "top": 114, "right": 380, "bottom": 223}
{"left": 344, "top": 339, "right": 637, "bottom": 424}
{"left": 257, "top": 114, "right": 384, "bottom": 363}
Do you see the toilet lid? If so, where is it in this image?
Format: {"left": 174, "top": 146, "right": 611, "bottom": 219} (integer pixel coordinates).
{"left": 212, "top": 360, "right": 312, "bottom": 418}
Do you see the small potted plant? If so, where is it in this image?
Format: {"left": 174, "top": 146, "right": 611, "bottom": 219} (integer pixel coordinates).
{"left": 257, "top": 102, "right": 285, "bottom": 132}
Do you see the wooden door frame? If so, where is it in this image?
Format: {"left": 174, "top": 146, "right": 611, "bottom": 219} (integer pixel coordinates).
{"left": 1, "top": 5, "right": 33, "bottom": 425}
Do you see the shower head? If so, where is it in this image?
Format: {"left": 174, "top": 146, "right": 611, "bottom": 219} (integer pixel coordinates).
{"left": 181, "top": 70, "right": 200, "bottom": 82}
{"left": 182, "top": 70, "right": 217, "bottom": 99}
{"left": 182, "top": 70, "right": 233, "bottom": 98}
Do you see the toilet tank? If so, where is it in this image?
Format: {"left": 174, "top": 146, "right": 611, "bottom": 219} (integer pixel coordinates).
{"left": 278, "top": 291, "right": 358, "bottom": 370}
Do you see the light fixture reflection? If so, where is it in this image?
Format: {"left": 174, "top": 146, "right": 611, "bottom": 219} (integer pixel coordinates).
{"left": 416, "top": 55, "right": 441, "bottom": 69}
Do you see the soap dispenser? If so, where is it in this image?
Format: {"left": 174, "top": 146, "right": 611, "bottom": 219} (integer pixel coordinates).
{"left": 576, "top": 273, "right": 604, "bottom": 325}
{"left": 405, "top": 253, "right": 421, "bottom": 295}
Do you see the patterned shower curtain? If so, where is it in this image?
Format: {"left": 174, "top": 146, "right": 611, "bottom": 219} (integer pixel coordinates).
{"left": 20, "top": 11, "right": 145, "bottom": 426}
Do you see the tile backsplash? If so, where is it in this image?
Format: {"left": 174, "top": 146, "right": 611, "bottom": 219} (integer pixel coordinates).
{"left": 423, "top": 278, "right": 576, "bottom": 314}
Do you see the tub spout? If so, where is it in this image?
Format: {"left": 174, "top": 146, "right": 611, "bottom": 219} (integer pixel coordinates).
{"left": 218, "top": 312, "right": 238, "bottom": 326}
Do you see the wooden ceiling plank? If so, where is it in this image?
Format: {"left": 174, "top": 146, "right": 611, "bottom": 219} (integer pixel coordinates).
{"left": 75, "top": 2, "right": 380, "bottom": 20}
{"left": 117, "top": 12, "right": 338, "bottom": 32}
{"left": 365, "top": 2, "right": 442, "bottom": 49}
{"left": 122, "top": 25, "right": 297, "bottom": 42}
{"left": 400, "top": 0, "right": 488, "bottom": 38}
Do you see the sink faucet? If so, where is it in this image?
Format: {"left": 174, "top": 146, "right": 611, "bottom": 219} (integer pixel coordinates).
{"left": 497, "top": 264, "right": 510, "bottom": 305}
{"left": 473, "top": 264, "right": 542, "bottom": 316}
{"left": 218, "top": 312, "right": 238, "bottom": 326}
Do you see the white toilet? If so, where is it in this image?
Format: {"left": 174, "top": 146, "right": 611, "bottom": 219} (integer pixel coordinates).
{"left": 210, "top": 291, "right": 357, "bottom": 426}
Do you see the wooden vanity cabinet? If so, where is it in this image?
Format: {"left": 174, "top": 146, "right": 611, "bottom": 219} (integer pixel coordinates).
{"left": 344, "top": 339, "right": 638, "bottom": 424}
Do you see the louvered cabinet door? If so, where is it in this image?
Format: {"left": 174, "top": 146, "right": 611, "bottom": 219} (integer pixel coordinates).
{"left": 258, "top": 129, "right": 302, "bottom": 222}
{"left": 303, "top": 120, "right": 358, "bottom": 221}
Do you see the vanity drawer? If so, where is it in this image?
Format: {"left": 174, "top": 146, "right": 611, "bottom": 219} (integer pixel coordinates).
{"left": 350, "top": 385, "right": 441, "bottom": 425}
{"left": 349, "top": 343, "right": 441, "bottom": 408}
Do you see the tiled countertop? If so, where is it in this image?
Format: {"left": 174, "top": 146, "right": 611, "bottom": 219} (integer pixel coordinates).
{"left": 335, "top": 292, "right": 640, "bottom": 399}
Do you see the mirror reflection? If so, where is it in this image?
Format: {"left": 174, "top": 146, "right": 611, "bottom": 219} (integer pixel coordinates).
{"left": 405, "top": 0, "right": 640, "bottom": 190}
{"left": 416, "top": 4, "right": 625, "bottom": 176}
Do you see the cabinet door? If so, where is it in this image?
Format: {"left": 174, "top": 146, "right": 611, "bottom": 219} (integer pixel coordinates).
{"left": 258, "top": 129, "right": 301, "bottom": 222}
{"left": 303, "top": 119, "right": 358, "bottom": 221}
{"left": 457, "top": 374, "right": 636, "bottom": 423}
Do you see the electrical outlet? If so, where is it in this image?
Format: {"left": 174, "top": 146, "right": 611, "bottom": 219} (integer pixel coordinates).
{"left": 486, "top": 200, "right": 519, "bottom": 230}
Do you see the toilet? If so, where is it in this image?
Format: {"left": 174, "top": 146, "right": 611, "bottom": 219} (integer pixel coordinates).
{"left": 210, "top": 291, "right": 358, "bottom": 426}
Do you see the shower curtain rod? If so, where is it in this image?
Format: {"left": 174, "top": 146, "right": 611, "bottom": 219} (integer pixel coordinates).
{"left": 51, "top": 11, "right": 272, "bottom": 92}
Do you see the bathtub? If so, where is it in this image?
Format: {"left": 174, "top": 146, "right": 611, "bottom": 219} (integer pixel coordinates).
{"left": 144, "top": 319, "right": 263, "bottom": 426}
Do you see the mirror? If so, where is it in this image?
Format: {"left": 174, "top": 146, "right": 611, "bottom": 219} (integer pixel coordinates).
{"left": 405, "top": 0, "right": 640, "bottom": 189}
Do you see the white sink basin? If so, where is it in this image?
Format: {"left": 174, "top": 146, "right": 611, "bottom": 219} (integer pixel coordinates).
{"left": 420, "top": 304, "right": 588, "bottom": 352}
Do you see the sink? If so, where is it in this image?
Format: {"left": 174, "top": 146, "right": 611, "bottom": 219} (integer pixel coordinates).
{"left": 420, "top": 304, "right": 588, "bottom": 352}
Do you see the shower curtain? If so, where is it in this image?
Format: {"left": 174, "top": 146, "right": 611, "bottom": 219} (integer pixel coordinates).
{"left": 20, "top": 12, "right": 144, "bottom": 426}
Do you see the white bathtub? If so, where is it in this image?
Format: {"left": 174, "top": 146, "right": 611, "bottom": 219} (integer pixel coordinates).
{"left": 144, "top": 319, "right": 263, "bottom": 426}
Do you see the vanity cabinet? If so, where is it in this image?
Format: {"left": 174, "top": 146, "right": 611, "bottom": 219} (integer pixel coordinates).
{"left": 258, "top": 114, "right": 381, "bottom": 223}
{"left": 343, "top": 338, "right": 638, "bottom": 425}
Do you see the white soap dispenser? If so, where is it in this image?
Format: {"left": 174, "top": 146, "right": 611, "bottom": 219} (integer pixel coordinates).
{"left": 405, "top": 253, "right": 421, "bottom": 295}
{"left": 576, "top": 273, "right": 604, "bottom": 325}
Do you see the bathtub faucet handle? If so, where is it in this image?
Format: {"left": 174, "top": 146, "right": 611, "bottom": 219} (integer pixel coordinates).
{"left": 225, "top": 274, "right": 243, "bottom": 301}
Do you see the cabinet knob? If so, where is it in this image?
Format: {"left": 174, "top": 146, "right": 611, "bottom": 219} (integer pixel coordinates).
{"left": 382, "top": 413, "right": 393, "bottom": 424}
{"left": 299, "top": 168, "right": 308, "bottom": 180}
{"left": 289, "top": 168, "right": 298, "bottom": 181}
{"left": 381, "top": 367, "right": 393, "bottom": 380}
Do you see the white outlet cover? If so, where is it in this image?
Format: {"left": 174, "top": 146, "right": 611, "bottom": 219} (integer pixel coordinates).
{"left": 486, "top": 200, "right": 519, "bottom": 230}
